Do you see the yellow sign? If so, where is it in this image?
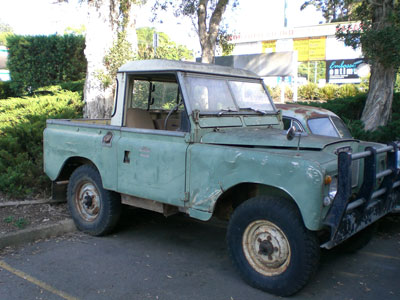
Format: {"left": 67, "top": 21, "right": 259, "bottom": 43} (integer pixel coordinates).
{"left": 262, "top": 40, "right": 276, "bottom": 53}
{"left": 309, "top": 37, "right": 326, "bottom": 61}
{"left": 293, "top": 37, "right": 326, "bottom": 61}
{"left": 293, "top": 38, "right": 309, "bottom": 61}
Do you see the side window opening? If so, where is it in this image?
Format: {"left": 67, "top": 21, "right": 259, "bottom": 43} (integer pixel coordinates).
{"left": 282, "top": 117, "right": 303, "bottom": 132}
{"left": 124, "top": 75, "right": 190, "bottom": 132}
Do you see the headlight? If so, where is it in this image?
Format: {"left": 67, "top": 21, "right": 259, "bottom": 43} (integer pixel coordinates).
{"left": 397, "top": 150, "right": 400, "bottom": 169}
{"left": 329, "top": 176, "right": 338, "bottom": 199}
{"left": 323, "top": 175, "right": 337, "bottom": 207}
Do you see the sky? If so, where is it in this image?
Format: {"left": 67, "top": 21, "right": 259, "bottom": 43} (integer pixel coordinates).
{"left": 0, "top": 0, "right": 324, "bottom": 53}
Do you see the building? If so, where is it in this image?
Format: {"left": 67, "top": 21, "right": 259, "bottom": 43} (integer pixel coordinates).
{"left": 0, "top": 46, "right": 10, "bottom": 81}
{"left": 229, "top": 22, "right": 366, "bottom": 86}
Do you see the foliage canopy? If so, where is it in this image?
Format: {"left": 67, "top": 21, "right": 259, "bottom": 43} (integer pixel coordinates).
{"left": 136, "top": 27, "right": 193, "bottom": 60}
{"left": 152, "top": 0, "right": 237, "bottom": 62}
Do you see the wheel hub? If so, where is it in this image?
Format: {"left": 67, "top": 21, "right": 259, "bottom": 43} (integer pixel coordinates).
{"left": 243, "top": 220, "right": 291, "bottom": 276}
{"left": 75, "top": 181, "right": 101, "bottom": 222}
{"left": 258, "top": 237, "right": 278, "bottom": 259}
{"left": 83, "top": 194, "right": 93, "bottom": 208}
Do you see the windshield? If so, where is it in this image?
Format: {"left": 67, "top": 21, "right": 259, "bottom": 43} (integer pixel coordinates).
{"left": 308, "top": 117, "right": 339, "bottom": 137}
{"left": 308, "top": 116, "right": 353, "bottom": 139}
{"left": 183, "top": 75, "right": 274, "bottom": 113}
{"left": 331, "top": 116, "right": 353, "bottom": 138}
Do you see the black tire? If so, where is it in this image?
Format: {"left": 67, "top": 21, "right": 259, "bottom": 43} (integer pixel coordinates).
{"left": 67, "top": 164, "right": 121, "bottom": 236}
{"left": 335, "top": 223, "right": 376, "bottom": 254}
{"left": 227, "top": 196, "right": 320, "bottom": 297}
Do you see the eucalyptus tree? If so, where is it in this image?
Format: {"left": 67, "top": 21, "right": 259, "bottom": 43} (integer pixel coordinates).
{"left": 58, "top": 0, "right": 141, "bottom": 119}
{"left": 152, "top": 0, "right": 238, "bottom": 63}
{"left": 303, "top": 0, "right": 400, "bottom": 131}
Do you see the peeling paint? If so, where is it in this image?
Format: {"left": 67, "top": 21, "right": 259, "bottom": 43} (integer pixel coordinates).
{"left": 192, "top": 188, "right": 222, "bottom": 210}
{"left": 261, "top": 156, "right": 269, "bottom": 166}
{"left": 306, "top": 166, "right": 323, "bottom": 184}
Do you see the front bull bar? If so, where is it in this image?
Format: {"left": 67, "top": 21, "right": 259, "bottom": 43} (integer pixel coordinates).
{"left": 322, "top": 142, "right": 400, "bottom": 249}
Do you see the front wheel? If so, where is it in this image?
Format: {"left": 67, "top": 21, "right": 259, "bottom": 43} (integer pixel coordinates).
{"left": 227, "top": 196, "right": 320, "bottom": 297}
{"left": 67, "top": 164, "right": 121, "bottom": 236}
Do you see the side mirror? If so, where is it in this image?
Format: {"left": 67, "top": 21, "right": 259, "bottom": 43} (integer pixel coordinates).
{"left": 286, "top": 126, "right": 297, "bottom": 141}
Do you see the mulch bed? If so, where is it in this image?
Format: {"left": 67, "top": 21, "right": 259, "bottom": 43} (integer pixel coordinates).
{"left": 0, "top": 193, "right": 70, "bottom": 235}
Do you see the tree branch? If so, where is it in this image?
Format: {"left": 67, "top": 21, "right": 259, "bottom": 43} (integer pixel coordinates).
{"left": 197, "top": 0, "right": 208, "bottom": 47}
{"left": 208, "top": 0, "right": 228, "bottom": 44}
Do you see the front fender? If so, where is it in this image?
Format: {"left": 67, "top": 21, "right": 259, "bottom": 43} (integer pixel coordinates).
{"left": 187, "top": 144, "right": 328, "bottom": 230}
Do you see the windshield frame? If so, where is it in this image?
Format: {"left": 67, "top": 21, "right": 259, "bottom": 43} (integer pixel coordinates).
{"left": 179, "top": 72, "right": 276, "bottom": 116}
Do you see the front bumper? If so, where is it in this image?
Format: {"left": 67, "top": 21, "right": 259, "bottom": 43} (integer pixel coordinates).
{"left": 322, "top": 142, "right": 400, "bottom": 249}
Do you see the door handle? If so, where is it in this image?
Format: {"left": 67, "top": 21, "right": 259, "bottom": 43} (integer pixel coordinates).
{"left": 102, "top": 131, "right": 113, "bottom": 146}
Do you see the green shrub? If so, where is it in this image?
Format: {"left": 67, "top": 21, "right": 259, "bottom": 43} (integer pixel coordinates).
{"left": 0, "top": 90, "right": 83, "bottom": 198}
{"left": 0, "top": 81, "right": 15, "bottom": 99}
{"left": 285, "top": 86, "right": 293, "bottom": 101}
{"left": 298, "top": 83, "right": 319, "bottom": 100}
{"left": 270, "top": 86, "right": 281, "bottom": 102}
{"left": 337, "top": 84, "right": 359, "bottom": 98}
{"left": 6, "top": 34, "right": 86, "bottom": 95}
{"left": 319, "top": 84, "right": 339, "bottom": 101}
{"left": 60, "top": 80, "right": 85, "bottom": 93}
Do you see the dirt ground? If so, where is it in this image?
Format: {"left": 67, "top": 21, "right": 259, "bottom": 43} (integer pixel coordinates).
{"left": 0, "top": 193, "right": 70, "bottom": 235}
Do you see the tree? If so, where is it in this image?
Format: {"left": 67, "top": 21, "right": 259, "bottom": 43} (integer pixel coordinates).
{"left": 0, "top": 20, "right": 13, "bottom": 46}
{"left": 301, "top": 1, "right": 354, "bottom": 22}
{"left": 136, "top": 27, "right": 193, "bottom": 60}
{"left": 58, "top": 0, "right": 141, "bottom": 119}
{"left": 303, "top": 1, "right": 400, "bottom": 131}
{"left": 152, "top": 0, "right": 238, "bottom": 63}
{"left": 64, "top": 25, "right": 86, "bottom": 36}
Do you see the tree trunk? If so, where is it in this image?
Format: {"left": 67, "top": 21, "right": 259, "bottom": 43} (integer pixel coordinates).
{"left": 84, "top": 0, "right": 117, "bottom": 119}
{"left": 201, "top": 41, "right": 215, "bottom": 63}
{"left": 360, "top": 0, "right": 396, "bottom": 131}
{"left": 197, "top": 0, "right": 228, "bottom": 64}
{"left": 361, "top": 61, "right": 396, "bottom": 131}
{"left": 84, "top": 0, "right": 137, "bottom": 119}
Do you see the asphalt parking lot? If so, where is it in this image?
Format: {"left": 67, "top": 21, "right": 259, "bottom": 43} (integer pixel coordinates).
{"left": 0, "top": 209, "right": 399, "bottom": 300}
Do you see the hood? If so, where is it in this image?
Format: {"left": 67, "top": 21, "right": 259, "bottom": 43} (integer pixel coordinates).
{"left": 200, "top": 127, "right": 357, "bottom": 150}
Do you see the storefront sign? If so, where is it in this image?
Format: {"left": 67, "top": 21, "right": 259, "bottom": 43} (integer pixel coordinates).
{"left": 326, "top": 59, "right": 364, "bottom": 84}
{"left": 262, "top": 40, "right": 276, "bottom": 53}
{"left": 308, "top": 37, "right": 326, "bottom": 61}
{"left": 293, "top": 38, "right": 309, "bottom": 61}
{"left": 293, "top": 37, "right": 326, "bottom": 61}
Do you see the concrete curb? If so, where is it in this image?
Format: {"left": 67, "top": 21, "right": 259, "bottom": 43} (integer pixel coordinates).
{"left": 0, "top": 219, "right": 76, "bottom": 250}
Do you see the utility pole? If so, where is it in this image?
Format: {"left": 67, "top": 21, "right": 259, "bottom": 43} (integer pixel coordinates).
{"left": 153, "top": 32, "right": 159, "bottom": 57}
{"left": 284, "top": 0, "right": 288, "bottom": 27}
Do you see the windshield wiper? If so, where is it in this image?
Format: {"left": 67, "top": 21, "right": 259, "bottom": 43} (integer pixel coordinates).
{"left": 240, "top": 107, "right": 268, "bottom": 115}
{"left": 217, "top": 108, "right": 237, "bottom": 116}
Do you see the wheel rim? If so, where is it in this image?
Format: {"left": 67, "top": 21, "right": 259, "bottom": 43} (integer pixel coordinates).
{"left": 242, "top": 220, "right": 291, "bottom": 276}
{"left": 74, "top": 180, "right": 101, "bottom": 222}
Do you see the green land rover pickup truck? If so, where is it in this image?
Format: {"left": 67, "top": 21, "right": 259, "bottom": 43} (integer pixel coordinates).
{"left": 43, "top": 60, "right": 400, "bottom": 296}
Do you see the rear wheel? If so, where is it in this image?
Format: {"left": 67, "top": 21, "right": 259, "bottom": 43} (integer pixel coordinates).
{"left": 67, "top": 164, "right": 121, "bottom": 236}
{"left": 227, "top": 196, "right": 320, "bottom": 296}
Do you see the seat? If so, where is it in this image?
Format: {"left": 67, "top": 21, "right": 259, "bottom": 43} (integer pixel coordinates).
{"left": 154, "top": 118, "right": 180, "bottom": 131}
{"left": 125, "top": 108, "right": 155, "bottom": 129}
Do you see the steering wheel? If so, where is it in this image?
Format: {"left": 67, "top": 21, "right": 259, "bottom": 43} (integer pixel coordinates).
{"left": 164, "top": 102, "right": 183, "bottom": 130}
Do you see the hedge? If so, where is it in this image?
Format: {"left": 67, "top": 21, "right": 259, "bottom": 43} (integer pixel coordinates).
{"left": 0, "top": 81, "right": 14, "bottom": 99}
{"left": 0, "top": 89, "right": 83, "bottom": 198}
{"left": 6, "top": 34, "right": 86, "bottom": 95}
